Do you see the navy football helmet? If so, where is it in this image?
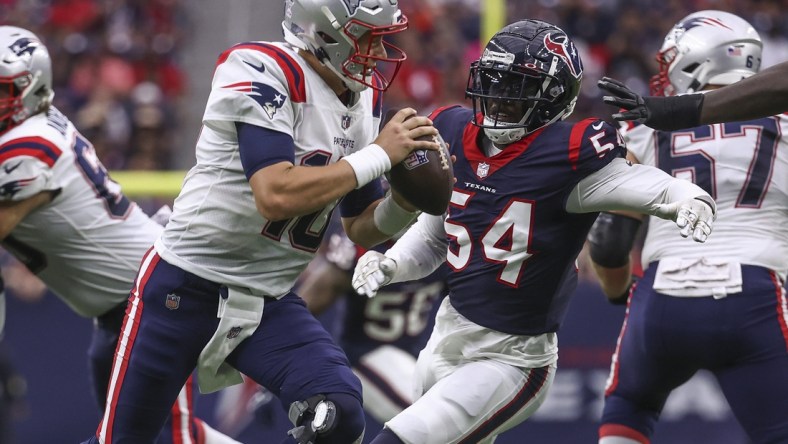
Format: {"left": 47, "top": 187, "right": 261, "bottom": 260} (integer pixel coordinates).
{"left": 466, "top": 20, "right": 583, "bottom": 145}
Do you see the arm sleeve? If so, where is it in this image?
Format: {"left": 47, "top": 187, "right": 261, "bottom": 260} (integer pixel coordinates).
{"left": 701, "top": 61, "right": 788, "bottom": 124}
{"left": 566, "top": 157, "right": 713, "bottom": 217}
{"left": 236, "top": 123, "right": 295, "bottom": 179}
{"left": 385, "top": 212, "right": 448, "bottom": 283}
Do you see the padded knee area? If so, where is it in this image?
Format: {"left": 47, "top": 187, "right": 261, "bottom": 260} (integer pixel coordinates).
{"left": 318, "top": 393, "right": 365, "bottom": 444}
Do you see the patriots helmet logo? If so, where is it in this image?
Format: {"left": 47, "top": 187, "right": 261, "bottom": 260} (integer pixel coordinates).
{"left": 341, "top": 0, "right": 362, "bottom": 15}
{"left": 9, "top": 37, "right": 40, "bottom": 59}
{"left": 223, "top": 81, "right": 288, "bottom": 119}
{"left": 679, "top": 16, "right": 733, "bottom": 32}
{"left": 543, "top": 33, "right": 583, "bottom": 79}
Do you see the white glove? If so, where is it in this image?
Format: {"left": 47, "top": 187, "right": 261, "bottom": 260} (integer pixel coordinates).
{"left": 151, "top": 204, "right": 173, "bottom": 227}
{"left": 654, "top": 197, "right": 715, "bottom": 243}
{"left": 352, "top": 251, "right": 398, "bottom": 297}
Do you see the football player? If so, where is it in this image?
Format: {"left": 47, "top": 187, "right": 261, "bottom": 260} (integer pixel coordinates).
{"left": 598, "top": 47, "right": 788, "bottom": 130}
{"left": 351, "top": 19, "right": 717, "bottom": 444}
{"left": 589, "top": 11, "right": 788, "bottom": 444}
{"left": 83, "top": 0, "right": 440, "bottom": 443}
{"left": 299, "top": 228, "right": 446, "bottom": 425}
{"left": 0, "top": 26, "right": 238, "bottom": 443}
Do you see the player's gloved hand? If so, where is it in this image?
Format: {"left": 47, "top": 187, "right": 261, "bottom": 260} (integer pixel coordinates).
{"left": 597, "top": 77, "right": 704, "bottom": 131}
{"left": 352, "top": 251, "right": 397, "bottom": 297}
{"left": 151, "top": 204, "right": 173, "bottom": 227}
{"left": 654, "top": 197, "right": 716, "bottom": 243}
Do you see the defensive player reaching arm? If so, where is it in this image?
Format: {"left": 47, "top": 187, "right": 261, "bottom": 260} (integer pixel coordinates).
{"left": 83, "top": 1, "right": 440, "bottom": 443}
{"left": 0, "top": 26, "right": 239, "bottom": 443}
{"left": 350, "top": 20, "right": 716, "bottom": 444}
{"left": 598, "top": 63, "right": 788, "bottom": 131}
{"left": 590, "top": 11, "right": 788, "bottom": 444}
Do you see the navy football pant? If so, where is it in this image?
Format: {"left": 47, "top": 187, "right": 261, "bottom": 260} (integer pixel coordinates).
{"left": 88, "top": 302, "right": 204, "bottom": 443}
{"left": 600, "top": 264, "right": 788, "bottom": 444}
{"left": 90, "top": 252, "right": 361, "bottom": 443}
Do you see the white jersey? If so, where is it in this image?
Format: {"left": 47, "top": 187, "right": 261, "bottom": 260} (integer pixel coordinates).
{"left": 622, "top": 115, "right": 788, "bottom": 277}
{"left": 0, "top": 107, "right": 162, "bottom": 317}
{"left": 156, "top": 41, "right": 381, "bottom": 296}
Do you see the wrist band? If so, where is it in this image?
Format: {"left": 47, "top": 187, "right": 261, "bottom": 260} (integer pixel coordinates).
{"left": 341, "top": 144, "right": 391, "bottom": 189}
{"left": 373, "top": 194, "right": 419, "bottom": 236}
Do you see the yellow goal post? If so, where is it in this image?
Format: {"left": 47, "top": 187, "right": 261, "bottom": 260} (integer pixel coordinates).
{"left": 110, "top": 170, "right": 186, "bottom": 198}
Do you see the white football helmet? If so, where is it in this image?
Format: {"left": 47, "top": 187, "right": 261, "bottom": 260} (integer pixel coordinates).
{"left": 0, "top": 26, "right": 53, "bottom": 133}
{"left": 282, "top": 0, "right": 408, "bottom": 92}
{"left": 651, "top": 10, "right": 762, "bottom": 96}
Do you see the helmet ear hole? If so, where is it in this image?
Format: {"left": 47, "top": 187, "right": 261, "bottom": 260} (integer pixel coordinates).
{"left": 682, "top": 62, "right": 700, "bottom": 74}
{"left": 317, "top": 31, "right": 337, "bottom": 45}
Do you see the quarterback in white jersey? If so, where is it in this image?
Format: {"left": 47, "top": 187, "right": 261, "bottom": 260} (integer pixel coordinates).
{"left": 0, "top": 26, "right": 238, "bottom": 443}
{"left": 589, "top": 11, "right": 788, "bottom": 444}
{"left": 86, "top": 1, "right": 442, "bottom": 443}
{"left": 156, "top": 39, "right": 385, "bottom": 295}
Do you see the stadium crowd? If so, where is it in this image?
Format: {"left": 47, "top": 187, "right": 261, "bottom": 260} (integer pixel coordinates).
{"left": 0, "top": 0, "right": 189, "bottom": 170}
{"left": 2, "top": 0, "right": 787, "bottom": 169}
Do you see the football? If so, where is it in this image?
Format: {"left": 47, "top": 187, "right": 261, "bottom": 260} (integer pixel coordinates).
{"left": 384, "top": 110, "right": 454, "bottom": 215}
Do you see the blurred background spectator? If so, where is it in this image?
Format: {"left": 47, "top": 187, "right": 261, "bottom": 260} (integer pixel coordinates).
{"left": 0, "top": 0, "right": 189, "bottom": 170}
{"left": 2, "top": 0, "right": 785, "bottom": 172}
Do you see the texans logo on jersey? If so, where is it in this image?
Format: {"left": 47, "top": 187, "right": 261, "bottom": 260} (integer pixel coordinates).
{"left": 543, "top": 33, "right": 583, "bottom": 79}
{"left": 222, "top": 81, "right": 288, "bottom": 119}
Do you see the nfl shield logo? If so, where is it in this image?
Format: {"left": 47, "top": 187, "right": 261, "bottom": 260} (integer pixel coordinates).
{"left": 403, "top": 150, "right": 429, "bottom": 170}
{"left": 165, "top": 293, "right": 180, "bottom": 310}
{"left": 227, "top": 326, "right": 242, "bottom": 339}
{"left": 341, "top": 115, "right": 352, "bottom": 130}
{"left": 476, "top": 162, "right": 490, "bottom": 179}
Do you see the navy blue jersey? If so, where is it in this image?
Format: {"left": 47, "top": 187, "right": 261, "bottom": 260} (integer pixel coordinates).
{"left": 431, "top": 106, "right": 626, "bottom": 335}
{"left": 323, "top": 233, "right": 447, "bottom": 363}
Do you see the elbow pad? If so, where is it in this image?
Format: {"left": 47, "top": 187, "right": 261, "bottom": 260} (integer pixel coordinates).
{"left": 587, "top": 212, "right": 642, "bottom": 268}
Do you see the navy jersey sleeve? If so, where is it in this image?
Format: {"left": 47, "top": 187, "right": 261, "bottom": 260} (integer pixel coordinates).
{"left": 338, "top": 178, "right": 384, "bottom": 218}
{"left": 567, "top": 118, "right": 627, "bottom": 178}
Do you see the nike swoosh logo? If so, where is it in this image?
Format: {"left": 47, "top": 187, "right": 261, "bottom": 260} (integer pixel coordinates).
{"left": 3, "top": 161, "right": 22, "bottom": 174}
{"left": 243, "top": 60, "right": 266, "bottom": 74}
{"left": 592, "top": 121, "right": 604, "bottom": 130}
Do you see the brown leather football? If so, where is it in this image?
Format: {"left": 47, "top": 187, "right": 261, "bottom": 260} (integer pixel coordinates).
{"left": 383, "top": 110, "right": 454, "bottom": 215}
